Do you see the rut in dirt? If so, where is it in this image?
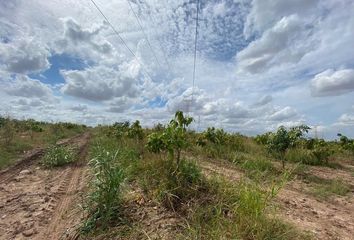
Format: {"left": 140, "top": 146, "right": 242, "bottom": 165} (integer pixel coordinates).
{"left": 0, "top": 132, "right": 90, "bottom": 240}
{"left": 196, "top": 158, "right": 354, "bottom": 240}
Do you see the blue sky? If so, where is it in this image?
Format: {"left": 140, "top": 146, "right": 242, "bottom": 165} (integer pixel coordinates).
{"left": 0, "top": 0, "right": 354, "bottom": 139}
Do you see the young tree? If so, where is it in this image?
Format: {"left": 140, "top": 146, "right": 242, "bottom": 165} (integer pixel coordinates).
{"left": 267, "top": 125, "right": 310, "bottom": 168}
{"left": 146, "top": 111, "right": 193, "bottom": 165}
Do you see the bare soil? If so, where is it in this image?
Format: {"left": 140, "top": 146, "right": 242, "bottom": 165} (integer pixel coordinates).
{"left": 0, "top": 133, "right": 90, "bottom": 240}
{"left": 196, "top": 158, "right": 354, "bottom": 240}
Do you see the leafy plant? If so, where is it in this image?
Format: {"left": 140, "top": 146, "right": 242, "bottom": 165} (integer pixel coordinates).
{"left": 337, "top": 133, "right": 354, "bottom": 156}
{"left": 127, "top": 120, "right": 144, "bottom": 141}
{"left": 146, "top": 111, "right": 193, "bottom": 165}
{"left": 267, "top": 125, "right": 310, "bottom": 168}
{"left": 42, "top": 145, "right": 75, "bottom": 167}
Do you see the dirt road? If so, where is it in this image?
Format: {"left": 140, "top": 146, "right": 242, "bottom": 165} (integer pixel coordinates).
{"left": 0, "top": 133, "right": 90, "bottom": 240}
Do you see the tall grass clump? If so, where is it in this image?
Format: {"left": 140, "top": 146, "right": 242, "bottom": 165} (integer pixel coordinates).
{"left": 81, "top": 146, "right": 126, "bottom": 233}
{"left": 41, "top": 145, "right": 75, "bottom": 167}
{"left": 137, "top": 155, "right": 206, "bottom": 211}
{"left": 185, "top": 175, "right": 308, "bottom": 240}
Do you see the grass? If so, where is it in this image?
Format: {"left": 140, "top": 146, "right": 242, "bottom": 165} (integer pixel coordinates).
{"left": 184, "top": 176, "right": 310, "bottom": 240}
{"left": 310, "top": 179, "right": 351, "bottom": 199}
{"left": 0, "top": 140, "right": 32, "bottom": 169}
{"left": 0, "top": 119, "right": 86, "bottom": 169}
{"left": 41, "top": 145, "right": 76, "bottom": 167}
{"left": 81, "top": 146, "right": 127, "bottom": 234}
{"left": 76, "top": 126, "right": 319, "bottom": 239}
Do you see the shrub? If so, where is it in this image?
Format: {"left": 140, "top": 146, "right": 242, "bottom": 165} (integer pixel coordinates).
{"left": 146, "top": 111, "right": 193, "bottom": 165}
{"left": 42, "top": 145, "right": 75, "bottom": 167}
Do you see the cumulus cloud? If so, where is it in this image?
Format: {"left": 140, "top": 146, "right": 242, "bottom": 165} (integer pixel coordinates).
{"left": 60, "top": 64, "right": 139, "bottom": 101}
{"left": 55, "top": 18, "right": 113, "bottom": 59}
{"left": 310, "top": 69, "right": 354, "bottom": 97}
{"left": 244, "top": 0, "right": 319, "bottom": 37}
{"left": 107, "top": 97, "right": 134, "bottom": 113}
{"left": 5, "top": 75, "right": 54, "bottom": 101}
{"left": 237, "top": 15, "right": 315, "bottom": 73}
{"left": 0, "top": 38, "right": 50, "bottom": 74}
{"left": 166, "top": 87, "right": 212, "bottom": 114}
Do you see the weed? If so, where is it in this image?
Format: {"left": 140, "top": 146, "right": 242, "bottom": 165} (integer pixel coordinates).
{"left": 41, "top": 145, "right": 75, "bottom": 167}
{"left": 81, "top": 147, "right": 126, "bottom": 233}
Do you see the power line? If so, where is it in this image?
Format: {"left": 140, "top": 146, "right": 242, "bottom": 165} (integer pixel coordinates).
{"left": 136, "top": 0, "right": 174, "bottom": 74}
{"left": 126, "top": 0, "right": 162, "bottom": 69}
{"left": 89, "top": 0, "right": 154, "bottom": 81}
{"left": 190, "top": 0, "right": 200, "bottom": 113}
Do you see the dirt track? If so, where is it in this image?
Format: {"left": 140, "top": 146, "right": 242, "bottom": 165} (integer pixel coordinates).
{"left": 0, "top": 133, "right": 90, "bottom": 240}
{"left": 197, "top": 158, "right": 354, "bottom": 240}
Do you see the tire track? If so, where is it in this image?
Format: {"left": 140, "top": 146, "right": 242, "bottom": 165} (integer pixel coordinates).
{"left": 0, "top": 132, "right": 90, "bottom": 240}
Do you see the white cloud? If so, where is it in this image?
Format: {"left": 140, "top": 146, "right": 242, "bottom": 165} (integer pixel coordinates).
{"left": 338, "top": 113, "right": 354, "bottom": 125}
{"left": 54, "top": 17, "right": 114, "bottom": 60}
{"left": 267, "top": 106, "right": 298, "bottom": 121}
{"left": 0, "top": 38, "right": 50, "bottom": 74}
{"left": 60, "top": 64, "right": 139, "bottom": 101}
{"left": 310, "top": 69, "right": 354, "bottom": 97}
{"left": 237, "top": 15, "right": 315, "bottom": 73}
{"left": 253, "top": 95, "right": 272, "bottom": 107}
{"left": 5, "top": 75, "right": 54, "bottom": 101}
{"left": 69, "top": 104, "right": 88, "bottom": 112}
{"left": 244, "top": 0, "right": 319, "bottom": 37}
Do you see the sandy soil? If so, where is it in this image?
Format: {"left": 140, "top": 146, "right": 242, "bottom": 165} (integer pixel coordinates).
{"left": 196, "top": 158, "right": 354, "bottom": 240}
{"left": 0, "top": 133, "right": 90, "bottom": 240}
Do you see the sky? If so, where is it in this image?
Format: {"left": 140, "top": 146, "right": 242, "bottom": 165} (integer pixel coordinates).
{"left": 0, "top": 0, "right": 354, "bottom": 139}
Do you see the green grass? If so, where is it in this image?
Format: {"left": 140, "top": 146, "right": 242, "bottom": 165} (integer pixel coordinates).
{"left": 0, "top": 140, "right": 32, "bottom": 169}
{"left": 310, "top": 179, "right": 351, "bottom": 199}
{"left": 81, "top": 146, "right": 127, "bottom": 234}
{"left": 184, "top": 177, "right": 310, "bottom": 240}
{"left": 0, "top": 119, "right": 86, "bottom": 169}
{"left": 41, "top": 145, "right": 76, "bottom": 167}
{"left": 78, "top": 128, "right": 311, "bottom": 239}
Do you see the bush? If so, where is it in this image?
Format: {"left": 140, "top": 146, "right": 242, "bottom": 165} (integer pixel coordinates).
{"left": 82, "top": 147, "right": 126, "bottom": 233}
{"left": 42, "top": 145, "right": 75, "bottom": 167}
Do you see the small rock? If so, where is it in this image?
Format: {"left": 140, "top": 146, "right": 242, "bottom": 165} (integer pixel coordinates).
{"left": 1, "top": 215, "right": 6, "bottom": 219}
{"left": 14, "top": 176, "right": 25, "bottom": 182}
{"left": 24, "top": 213, "right": 32, "bottom": 218}
{"left": 22, "top": 228, "right": 37, "bottom": 237}
{"left": 35, "top": 167, "right": 40, "bottom": 170}
{"left": 19, "top": 169, "right": 31, "bottom": 175}
{"left": 44, "top": 196, "right": 50, "bottom": 202}
{"left": 311, "top": 210, "right": 318, "bottom": 215}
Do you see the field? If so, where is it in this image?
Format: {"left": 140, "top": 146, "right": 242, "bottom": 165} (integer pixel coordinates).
{"left": 0, "top": 113, "right": 353, "bottom": 240}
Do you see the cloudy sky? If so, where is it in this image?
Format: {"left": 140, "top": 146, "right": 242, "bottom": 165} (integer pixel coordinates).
{"left": 1, "top": 0, "right": 354, "bottom": 138}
